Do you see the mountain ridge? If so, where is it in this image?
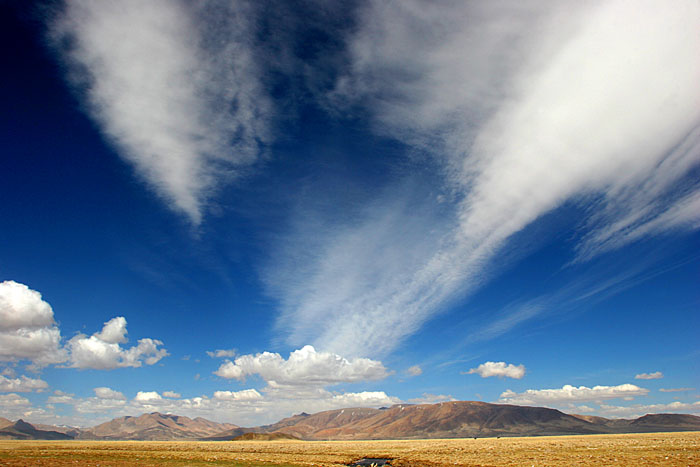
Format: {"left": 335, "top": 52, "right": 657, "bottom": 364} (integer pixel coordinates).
{"left": 4, "top": 401, "right": 699, "bottom": 441}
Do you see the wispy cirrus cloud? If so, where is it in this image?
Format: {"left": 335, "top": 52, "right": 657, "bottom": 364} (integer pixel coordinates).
{"left": 269, "top": 0, "right": 700, "bottom": 357}
{"left": 50, "top": 0, "right": 270, "bottom": 223}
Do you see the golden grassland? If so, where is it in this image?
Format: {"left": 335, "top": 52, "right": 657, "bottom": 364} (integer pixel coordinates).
{"left": 0, "top": 432, "right": 698, "bottom": 466}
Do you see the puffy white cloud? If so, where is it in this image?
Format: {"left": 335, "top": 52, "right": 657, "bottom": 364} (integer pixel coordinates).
{"left": 50, "top": 0, "right": 271, "bottom": 223}
{"left": 635, "top": 371, "right": 663, "bottom": 380}
{"left": 94, "top": 387, "right": 126, "bottom": 400}
{"left": 0, "top": 375, "right": 48, "bottom": 393}
{"left": 47, "top": 390, "right": 75, "bottom": 404}
{"left": 269, "top": 0, "right": 700, "bottom": 357}
{"left": 467, "top": 361, "right": 525, "bottom": 379}
{"left": 134, "top": 391, "right": 162, "bottom": 402}
{"left": 406, "top": 365, "right": 422, "bottom": 377}
{"left": 66, "top": 317, "right": 168, "bottom": 369}
{"left": 214, "top": 345, "right": 389, "bottom": 386}
{"left": 206, "top": 349, "right": 236, "bottom": 358}
{"left": 162, "top": 391, "right": 181, "bottom": 399}
{"left": 0, "top": 393, "right": 31, "bottom": 407}
{"left": 0, "top": 281, "right": 67, "bottom": 367}
{"left": 499, "top": 384, "right": 649, "bottom": 405}
{"left": 213, "top": 389, "right": 263, "bottom": 401}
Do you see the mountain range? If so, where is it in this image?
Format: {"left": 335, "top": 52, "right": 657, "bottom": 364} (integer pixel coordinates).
{"left": 3, "top": 401, "right": 699, "bottom": 441}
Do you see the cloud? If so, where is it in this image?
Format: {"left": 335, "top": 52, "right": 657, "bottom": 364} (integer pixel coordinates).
{"left": 635, "top": 371, "right": 664, "bottom": 380}
{"left": 162, "top": 391, "right": 181, "bottom": 399}
{"left": 499, "top": 384, "right": 649, "bottom": 405}
{"left": 66, "top": 317, "right": 168, "bottom": 369}
{"left": 406, "top": 365, "right": 422, "bottom": 377}
{"left": 598, "top": 400, "right": 700, "bottom": 418}
{"left": 50, "top": 0, "right": 271, "bottom": 223}
{"left": 214, "top": 345, "right": 389, "bottom": 386}
{"left": 213, "top": 389, "right": 263, "bottom": 401}
{"left": 407, "top": 393, "right": 456, "bottom": 404}
{"left": 134, "top": 391, "right": 162, "bottom": 402}
{"left": 467, "top": 361, "right": 525, "bottom": 379}
{"left": 206, "top": 349, "right": 236, "bottom": 358}
{"left": 659, "top": 387, "right": 695, "bottom": 393}
{"left": 0, "top": 375, "right": 48, "bottom": 393}
{"left": 268, "top": 0, "right": 700, "bottom": 357}
{"left": 94, "top": 387, "right": 126, "bottom": 400}
{"left": 0, "top": 281, "right": 67, "bottom": 367}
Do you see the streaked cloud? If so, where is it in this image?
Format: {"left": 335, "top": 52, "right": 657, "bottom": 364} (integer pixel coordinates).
{"left": 598, "top": 400, "right": 700, "bottom": 418}
{"left": 407, "top": 393, "right": 455, "bottom": 404}
{"left": 206, "top": 349, "right": 236, "bottom": 358}
{"left": 635, "top": 372, "right": 664, "bottom": 380}
{"left": 50, "top": 0, "right": 270, "bottom": 223}
{"left": 268, "top": 0, "right": 700, "bottom": 357}
{"left": 213, "top": 389, "right": 263, "bottom": 401}
{"left": 214, "top": 345, "right": 389, "bottom": 386}
{"left": 659, "top": 388, "right": 695, "bottom": 393}
{"left": 499, "top": 384, "right": 649, "bottom": 405}
{"left": 467, "top": 361, "right": 525, "bottom": 379}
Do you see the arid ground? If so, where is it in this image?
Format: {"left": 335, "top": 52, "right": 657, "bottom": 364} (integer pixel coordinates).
{"left": 0, "top": 432, "right": 697, "bottom": 466}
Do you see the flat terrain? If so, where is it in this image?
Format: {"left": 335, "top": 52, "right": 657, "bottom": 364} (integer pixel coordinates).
{"left": 0, "top": 432, "right": 697, "bottom": 466}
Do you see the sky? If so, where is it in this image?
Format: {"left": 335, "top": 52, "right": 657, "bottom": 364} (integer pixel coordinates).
{"left": 1, "top": 0, "right": 698, "bottom": 428}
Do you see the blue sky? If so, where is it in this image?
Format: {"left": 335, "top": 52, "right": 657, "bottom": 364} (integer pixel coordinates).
{"left": 1, "top": 0, "right": 698, "bottom": 427}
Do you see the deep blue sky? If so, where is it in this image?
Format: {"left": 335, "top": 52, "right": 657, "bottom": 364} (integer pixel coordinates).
{"left": 1, "top": 0, "right": 698, "bottom": 426}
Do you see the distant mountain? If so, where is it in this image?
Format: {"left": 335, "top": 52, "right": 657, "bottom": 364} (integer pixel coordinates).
{"left": 253, "top": 402, "right": 608, "bottom": 440}
{"left": 5, "top": 403, "right": 699, "bottom": 441}
{"left": 0, "top": 419, "right": 73, "bottom": 440}
{"left": 232, "top": 432, "right": 301, "bottom": 441}
{"left": 78, "top": 412, "right": 238, "bottom": 441}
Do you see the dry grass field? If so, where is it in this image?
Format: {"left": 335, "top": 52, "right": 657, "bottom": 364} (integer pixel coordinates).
{"left": 0, "top": 432, "right": 697, "bottom": 466}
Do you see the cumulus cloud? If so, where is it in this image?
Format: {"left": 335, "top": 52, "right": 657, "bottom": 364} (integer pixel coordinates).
{"left": 134, "top": 391, "right": 162, "bottom": 402}
{"left": 268, "top": 0, "right": 700, "bottom": 357}
{"left": 66, "top": 317, "right": 168, "bottom": 370}
{"left": 213, "top": 389, "right": 263, "bottom": 401}
{"left": 94, "top": 387, "right": 126, "bottom": 400}
{"left": 162, "top": 391, "right": 181, "bottom": 399}
{"left": 467, "top": 361, "right": 525, "bottom": 379}
{"left": 499, "top": 384, "right": 649, "bottom": 405}
{"left": 214, "top": 345, "right": 389, "bottom": 386}
{"left": 0, "top": 375, "right": 48, "bottom": 393}
{"left": 0, "top": 393, "right": 31, "bottom": 408}
{"left": 0, "top": 281, "right": 67, "bottom": 367}
{"left": 206, "top": 349, "right": 236, "bottom": 358}
{"left": 635, "top": 371, "right": 663, "bottom": 380}
{"left": 50, "top": 0, "right": 271, "bottom": 223}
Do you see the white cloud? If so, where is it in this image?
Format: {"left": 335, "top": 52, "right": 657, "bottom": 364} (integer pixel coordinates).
{"left": 659, "top": 388, "right": 695, "bottom": 393}
{"left": 50, "top": 0, "right": 271, "bottom": 223}
{"left": 213, "top": 389, "right": 263, "bottom": 401}
{"left": 206, "top": 349, "right": 236, "bottom": 358}
{"left": 635, "top": 371, "right": 663, "bottom": 380}
{"left": 407, "top": 393, "right": 456, "bottom": 404}
{"left": 0, "top": 375, "right": 48, "bottom": 393}
{"left": 66, "top": 317, "right": 168, "bottom": 370}
{"left": 94, "top": 387, "right": 126, "bottom": 400}
{"left": 269, "top": 0, "right": 700, "bottom": 357}
{"left": 406, "top": 365, "right": 422, "bottom": 377}
{"left": 162, "top": 391, "right": 181, "bottom": 399}
{"left": 214, "top": 345, "right": 389, "bottom": 386}
{"left": 0, "top": 281, "right": 67, "bottom": 367}
{"left": 134, "top": 391, "right": 162, "bottom": 402}
{"left": 598, "top": 400, "right": 700, "bottom": 418}
{"left": 499, "top": 384, "right": 649, "bottom": 405}
{"left": 467, "top": 361, "right": 525, "bottom": 379}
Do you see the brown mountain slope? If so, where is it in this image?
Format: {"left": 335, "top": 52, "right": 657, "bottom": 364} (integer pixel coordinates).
{"left": 0, "top": 419, "right": 73, "bottom": 440}
{"left": 260, "top": 402, "right": 608, "bottom": 440}
{"left": 79, "top": 412, "right": 238, "bottom": 440}
{"left": 0, "top": 417, "right": 12, "bottom": 430}
{"left": 232, "top": 432, "right": 301, "bottom": 441}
